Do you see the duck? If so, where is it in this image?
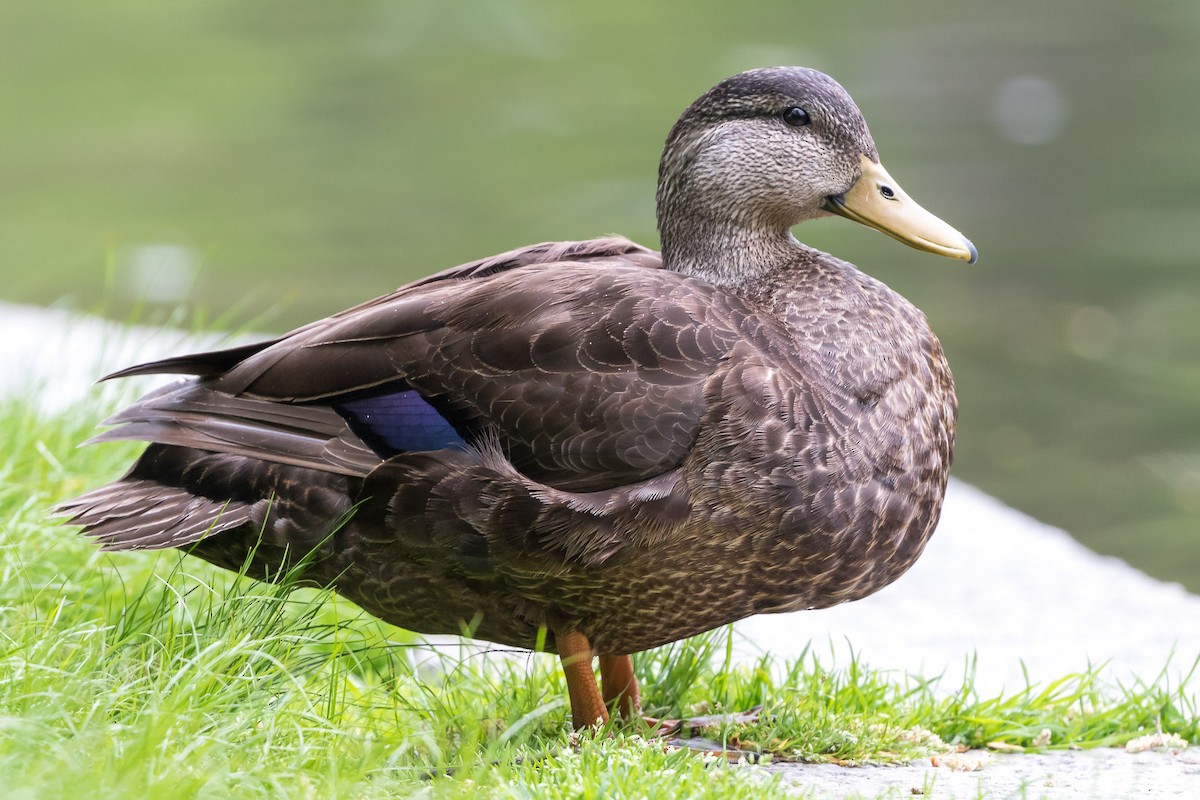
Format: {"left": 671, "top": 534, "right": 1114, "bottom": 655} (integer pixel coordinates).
{"left": 58, "top": 67, "right": 976, "bottom": 731}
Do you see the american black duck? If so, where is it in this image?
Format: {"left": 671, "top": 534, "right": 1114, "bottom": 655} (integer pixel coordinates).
{"left": 59, "top": 67, "right": 976, "bottom": 730}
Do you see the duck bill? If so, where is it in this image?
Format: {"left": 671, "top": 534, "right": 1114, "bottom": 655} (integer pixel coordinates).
{"left": 822, "top": 155, "right": 978, "bottom": 263}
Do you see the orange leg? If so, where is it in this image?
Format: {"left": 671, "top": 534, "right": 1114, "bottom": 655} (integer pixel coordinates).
{"left": 557, "top": 630, "right": 608, "bottom": 729}
{"left": 598, "top": 653, "right": 641, "bottom": 720}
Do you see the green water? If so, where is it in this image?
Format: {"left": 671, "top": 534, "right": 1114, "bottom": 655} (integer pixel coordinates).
{"left": 2, "top": 1, "right": 1198, "bottom": 590}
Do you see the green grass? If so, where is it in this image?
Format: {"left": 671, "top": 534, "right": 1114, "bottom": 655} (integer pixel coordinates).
{"left": 0, "top": 390, "right": 1197, "bottom": 800}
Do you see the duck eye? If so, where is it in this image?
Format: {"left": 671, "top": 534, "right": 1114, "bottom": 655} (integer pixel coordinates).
{"left": 781, "top": 107, "right": 811, "bottom": 127}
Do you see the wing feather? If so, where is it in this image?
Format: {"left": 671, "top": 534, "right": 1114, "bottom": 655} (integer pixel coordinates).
{"left": 92, "top": 237, "right": 753, "bottom": 490}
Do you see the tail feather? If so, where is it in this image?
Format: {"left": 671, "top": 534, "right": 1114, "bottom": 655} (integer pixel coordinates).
{"left": 57, "top": 478, "right": 257, "bottom": 550}
{"left": 89, "top": 380, "right": 381, "bottom": 478}
{"left": 57, "top": 444, "right": 357, "bottom": 566}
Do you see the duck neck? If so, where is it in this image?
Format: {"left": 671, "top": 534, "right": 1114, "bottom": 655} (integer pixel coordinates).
{"left": 658, "top": 207, "right": 806, "bottom": 290}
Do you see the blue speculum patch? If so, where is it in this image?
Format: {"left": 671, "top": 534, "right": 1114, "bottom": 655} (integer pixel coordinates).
{"left": 335, "top": 389, "right": 465, "bottom": 454}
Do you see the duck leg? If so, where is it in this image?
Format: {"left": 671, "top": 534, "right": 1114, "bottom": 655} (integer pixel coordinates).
{"left": 557, "top": 629, "right": 608, "bottom": 729}
{"left": 598, "top": 654, "right": 641, "bottom": 719}
{"left": 559, "top": 634, "right": 759, "bottom": 762}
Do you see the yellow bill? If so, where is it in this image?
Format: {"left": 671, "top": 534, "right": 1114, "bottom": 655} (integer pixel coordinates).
{"left": 823, "top": 154, "right": 978, "bottom": 263}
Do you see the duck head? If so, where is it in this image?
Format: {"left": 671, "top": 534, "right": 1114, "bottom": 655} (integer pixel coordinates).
{"left": 657, "top": 67, "right": 977, "bottom": 281}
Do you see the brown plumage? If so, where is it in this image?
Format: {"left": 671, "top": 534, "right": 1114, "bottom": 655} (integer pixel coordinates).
{"left": 58, "top": 67, "right": 975, "bottom": 729}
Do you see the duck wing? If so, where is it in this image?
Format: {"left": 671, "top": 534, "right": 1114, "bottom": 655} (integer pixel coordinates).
{"left": 95, "top": 236, "right": 754, "bottom": 492}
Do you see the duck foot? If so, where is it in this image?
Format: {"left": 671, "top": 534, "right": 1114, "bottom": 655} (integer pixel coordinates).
{"left": 643, "top": 705, "right": 762, "bottom": 738}
{"left": 661, "top": 735, "right": 765, "bottom": 763}
{"left": 641, "top": 706, "right": 764, "bottom": 761}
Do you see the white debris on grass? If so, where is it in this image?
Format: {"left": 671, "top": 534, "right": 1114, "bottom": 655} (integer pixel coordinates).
{"left": 1125, "top": 731, "right": 1189, "bottom": 753}
{"left": 930, "top": 750, "right": 990, "bottom": 772}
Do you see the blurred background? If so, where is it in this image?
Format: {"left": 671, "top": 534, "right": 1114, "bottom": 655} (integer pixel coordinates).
{"left": 1, "top": 1, "right": 1198, "bottom": 590}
